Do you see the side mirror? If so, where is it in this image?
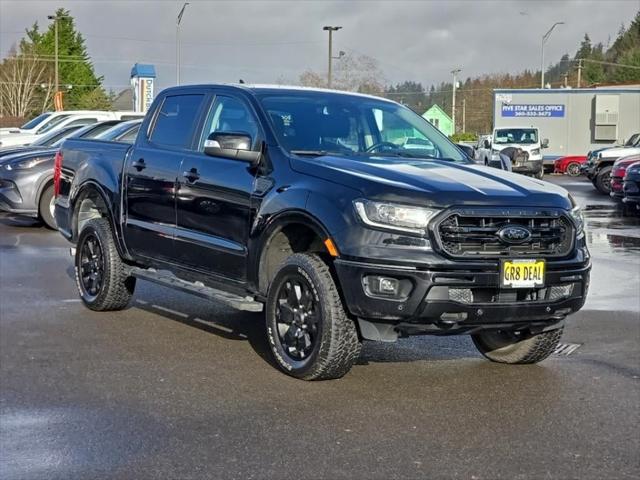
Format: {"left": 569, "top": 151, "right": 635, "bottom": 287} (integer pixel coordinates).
{"left": 204, "top": 132, "right": 261, "bottom": 164}
{"left": 541, "top": 138, "right": 549, "bottom": 149}
{"left": 483, "top": 139, "right": 491, "bottom": 149}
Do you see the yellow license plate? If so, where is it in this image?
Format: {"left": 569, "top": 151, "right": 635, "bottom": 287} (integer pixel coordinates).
{"left": 501, "top": 259, "right": 545, "bottom": 288}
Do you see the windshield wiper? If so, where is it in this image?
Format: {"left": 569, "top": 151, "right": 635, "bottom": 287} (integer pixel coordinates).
{"left": 290, "top": 150, "right": 330, "bottom": 156}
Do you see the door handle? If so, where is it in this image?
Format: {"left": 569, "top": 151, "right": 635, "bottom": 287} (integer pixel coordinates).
{"left": 182, "top": 168, "right": 200, "bottom": 183}
{"left": 132, "top": 159, "right": 146, "bottom": 171}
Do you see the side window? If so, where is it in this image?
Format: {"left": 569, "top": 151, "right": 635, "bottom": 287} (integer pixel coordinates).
{"left": 202, "top": 96, "right": 259, "bottom": 150}
{"left": 150, "top": 94, "right": 205, "bottom": 148}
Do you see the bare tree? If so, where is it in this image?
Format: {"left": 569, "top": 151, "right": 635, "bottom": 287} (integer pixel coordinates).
{"left": 0, "top": 46, "right": 54, "bottom": 118}
{"left": 298, "top": 52, "right": 386, "bottom": 94}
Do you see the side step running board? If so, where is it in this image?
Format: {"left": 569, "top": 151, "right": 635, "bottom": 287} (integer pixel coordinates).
{"left": 130, "top": 267, "right": 263, "bottom": 312}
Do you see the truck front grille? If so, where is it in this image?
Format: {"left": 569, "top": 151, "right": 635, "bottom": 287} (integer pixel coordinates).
{"left": 435, "top": 211, "right": 574, "bottom": 258}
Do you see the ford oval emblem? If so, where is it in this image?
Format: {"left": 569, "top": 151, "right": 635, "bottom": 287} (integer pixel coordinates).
{"left": 497, "top": 225, "right": 532, "bottom": 244}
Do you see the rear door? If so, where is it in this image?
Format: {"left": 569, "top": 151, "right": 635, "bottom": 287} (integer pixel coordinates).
{"left": 174, "top": 92, "right": 261, "bottom": 281}
{"left": 123, "top": 92, "right": 208, "bottom": 262}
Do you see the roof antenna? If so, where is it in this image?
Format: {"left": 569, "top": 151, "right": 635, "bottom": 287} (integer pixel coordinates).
{"left": 239, "top": 79, "right": 245, "bottom": 84}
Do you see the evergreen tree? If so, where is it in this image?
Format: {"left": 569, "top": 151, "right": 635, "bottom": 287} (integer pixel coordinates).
{"left": 22, "top": 8, "right": 109, "bottom": 110}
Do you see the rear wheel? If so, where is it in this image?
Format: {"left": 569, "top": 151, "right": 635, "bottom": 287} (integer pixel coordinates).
{"left": 566, "top": 162, "right": 581, "bottom": 177}
{"left": 472, "top": 328, "right": 563, "bottom": 364}
{"left": 75, "top": 217, "right": 136, "bottom": 311}
{"left": 595, "top": 166, "right": 612, "bottom": 194}
{"left": 265, "top": 253, "right": 361, "bottom": 380}
{"left": 38, "top": 184, "right": 57, "bottom": 229}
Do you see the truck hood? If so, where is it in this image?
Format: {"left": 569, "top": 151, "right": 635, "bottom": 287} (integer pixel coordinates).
{"left": 599, "top": 146, "right": 640, "bottom": 158}
{"left": 492, "top": 143, "right": 539, "bottom": 152}
{"left": 291, "top": 154, "right": 572, "bottom": 209}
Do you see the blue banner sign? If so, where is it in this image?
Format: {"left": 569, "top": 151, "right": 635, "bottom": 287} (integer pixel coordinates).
{"left": 501, "top": 104, "right": 565, "bottom": 118}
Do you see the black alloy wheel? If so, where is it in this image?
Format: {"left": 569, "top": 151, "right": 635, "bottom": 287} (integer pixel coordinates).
{"left": 78, "top": 233, "right": 104, "bottom": 300}
{"left": 275, "top": 274, "right": 320, "bottom": 361}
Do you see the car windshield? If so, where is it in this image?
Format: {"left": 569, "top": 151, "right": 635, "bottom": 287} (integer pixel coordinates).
{"left": 36, "top": 114, "right": 71, "bottom": 134}
{"left": 625, "top": 133, "right": 640, "bottom": 147}
{"left": 21, "top": 113, "right": 52, "bottom": 130}
{"left": 494, "top": 128, "right": 538, "bottom": 145}
{"left": 32, "top": 126, "right": 83, "bottom": 146}
{"left": 258, "top": 92, "right": 466, "bottom": 162}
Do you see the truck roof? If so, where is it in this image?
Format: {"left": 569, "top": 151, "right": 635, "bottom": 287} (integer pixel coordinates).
{"left": 159, "top": 83, "right": 396, "bottom": 103}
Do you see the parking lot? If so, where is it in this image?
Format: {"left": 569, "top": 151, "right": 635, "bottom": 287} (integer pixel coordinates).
{"left": 1, "top": 175, "right": 638, "bottom": 479}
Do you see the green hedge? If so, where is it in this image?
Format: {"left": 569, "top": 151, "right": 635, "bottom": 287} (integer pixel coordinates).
{"left": 449, "top": 132, "right": 478, "bottom": 142}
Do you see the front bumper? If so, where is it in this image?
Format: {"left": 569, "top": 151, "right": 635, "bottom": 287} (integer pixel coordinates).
{"left": 334, "top": 251, "right": 590, "bottom": 335}
{"left": 512, "top": 159, "right": 543, "bottom": 175}
{"left": 0, "top": 178, "right": 37, "bottom": 216}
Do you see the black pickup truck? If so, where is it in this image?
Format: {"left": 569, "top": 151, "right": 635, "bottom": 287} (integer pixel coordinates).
{"left": 55, "top": 85, "right": 590, "bottom": 380}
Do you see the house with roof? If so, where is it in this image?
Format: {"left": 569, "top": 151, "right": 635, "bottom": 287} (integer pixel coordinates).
{"left": 422, "top": 104, "right": 453, "bottom": 137}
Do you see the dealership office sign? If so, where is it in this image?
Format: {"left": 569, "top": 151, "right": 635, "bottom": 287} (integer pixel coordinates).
{"left": 501, "top": 104, "right": 565, "bottom": 118}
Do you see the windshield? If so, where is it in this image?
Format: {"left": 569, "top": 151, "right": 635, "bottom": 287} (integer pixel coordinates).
{"left": 36, "top": 114, "right": 71, "bottom": 134}
{"left": 32, "top": 126, "right": 83, "bottom": 146}
{"left": 258, "top": 93, "right": 465, "bottom": 162}
{"left": 494, "top": 128, "right": 538, "bottom": 145}
{"left": 625, "top": 133, "right": 640, "bottom": 147}
{"left": 21, "top": 113, "right": 52, "bottom": 130}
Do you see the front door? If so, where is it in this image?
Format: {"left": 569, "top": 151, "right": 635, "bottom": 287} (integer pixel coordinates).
{"left": 123, "top": 92, "right": 207, "bottom": 262}
{"left": 174, "top": 94, "right": 261, "bottom": 281}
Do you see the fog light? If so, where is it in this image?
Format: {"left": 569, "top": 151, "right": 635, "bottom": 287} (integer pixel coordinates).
{"left": 371, "top": 276, "right": 399, "bottom": 296}
{"left": 549, "top": 284, "right": 574, "bottom": 301}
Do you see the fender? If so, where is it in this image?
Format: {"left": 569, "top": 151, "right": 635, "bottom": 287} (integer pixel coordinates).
{"left": 71, "top": 180, "right": 131, "bottom": 260}
{"left": 248, "top": 208, "right": 332, "bottom": 293}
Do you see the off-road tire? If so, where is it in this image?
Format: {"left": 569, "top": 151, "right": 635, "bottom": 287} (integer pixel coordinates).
{"left": 472, "top": 327, "right": 563, "bottom": 364}
{"left": 38, "top": 184, "right": 57, "bottom": 230}
{"left": 75, "top": 217, "right": 135, "bottom": 311}
{"left": 534, "top": 168, "right": 544, "bottom": 180}
{"left": 266, "top": 253, "right": 361, "bottom": 380}
{"left": 595, "top": 166, "right": 612, "bottom": 195}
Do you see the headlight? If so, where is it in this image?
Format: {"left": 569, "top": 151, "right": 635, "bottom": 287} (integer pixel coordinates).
{"left": 567, "top": 196, "right": 585, "bottom": 234}
{"left": 4, "top": 156, "right": 50, "bottom": 171}
{"left": 354, "top": 199, "right": 439, "bottom": 234}
{"left": 530, "top": 148, "right": 540, "bottom": 156}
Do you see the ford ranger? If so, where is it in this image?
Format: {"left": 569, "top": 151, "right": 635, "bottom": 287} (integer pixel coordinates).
{"left": 54, "top": 85, "right": 590, "bottom": 380}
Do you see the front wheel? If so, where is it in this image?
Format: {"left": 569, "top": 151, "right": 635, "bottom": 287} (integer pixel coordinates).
{"left": 595, "top": 166, "right": 612, "bottom": 195}
{"left": 38, "top": 184, "right": 57, "bottom": 229}
{"left": 472, "top": 328, "right": 563, "bottom": 364}
{"left": 265, "top": 253, "right": 361, "bottom": 380}
{"left": 534, "top": 168, "right": 544, "bottom": 180}
{"left": 75, "top": 217, "right": 136, "bottom": 311}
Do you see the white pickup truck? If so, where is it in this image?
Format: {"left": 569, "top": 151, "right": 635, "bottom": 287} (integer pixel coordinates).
{"left": 487, "top": 126, "right": 547, "bottom": 179}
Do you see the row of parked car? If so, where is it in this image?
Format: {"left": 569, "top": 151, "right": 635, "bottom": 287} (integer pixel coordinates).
{"left": 0, "top": 112, "right": 143, "bottom": 228}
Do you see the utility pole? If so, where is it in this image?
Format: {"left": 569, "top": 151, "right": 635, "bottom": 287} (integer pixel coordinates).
{"left": 47, "top": 13, "right": 68, "bottom": 110}
{"left": 176, "top": 2, "right": 190, "bottom": 86}
{"left": 541, "top": 21, "right": 565, "bottom": 88}
{"left": 562, "top": 72, "right": 569, "bottom": 88}
{"left": 576, "top": 58, "right": 583, "bottom": 88}
{"left": 451, "top": 68, "right": 461, "bottom": 134}
{"left": 323, "top": 26, "right": 342, "bottom": 88}
{"left": 462, "top": 98, "right": 466, "bottom": 133}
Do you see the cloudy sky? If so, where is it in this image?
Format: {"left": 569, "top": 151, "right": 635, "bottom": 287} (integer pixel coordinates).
{"left": 0, "top": 0, "right": 638, "bottom": 93}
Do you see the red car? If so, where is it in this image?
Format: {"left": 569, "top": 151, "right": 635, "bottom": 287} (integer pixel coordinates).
{"left": 610, "top": 154, "right": 640, "bottom": 199}
{"left": 554, "top": 155, "right": 587, "bottom": 176}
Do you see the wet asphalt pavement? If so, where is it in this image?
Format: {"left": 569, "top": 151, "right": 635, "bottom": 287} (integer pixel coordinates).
{"left": 1, "top": 175, "right": 639, "bottom": 480}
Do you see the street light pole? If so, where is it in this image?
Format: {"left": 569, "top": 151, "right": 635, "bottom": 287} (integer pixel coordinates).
{"left": 47, "top": 14, "right": 62, "bottom": 96}
{"left": 541, "top": 21, "right": 564, "bottom": 88}
{"left": 451, "top": 68, "right": 461, "bottom": 134}
{"left": 176, "top": 2, "right": 190, "bottom": 86}
{"left": 323, "top": 26, "right": 342, "bottom": 88}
